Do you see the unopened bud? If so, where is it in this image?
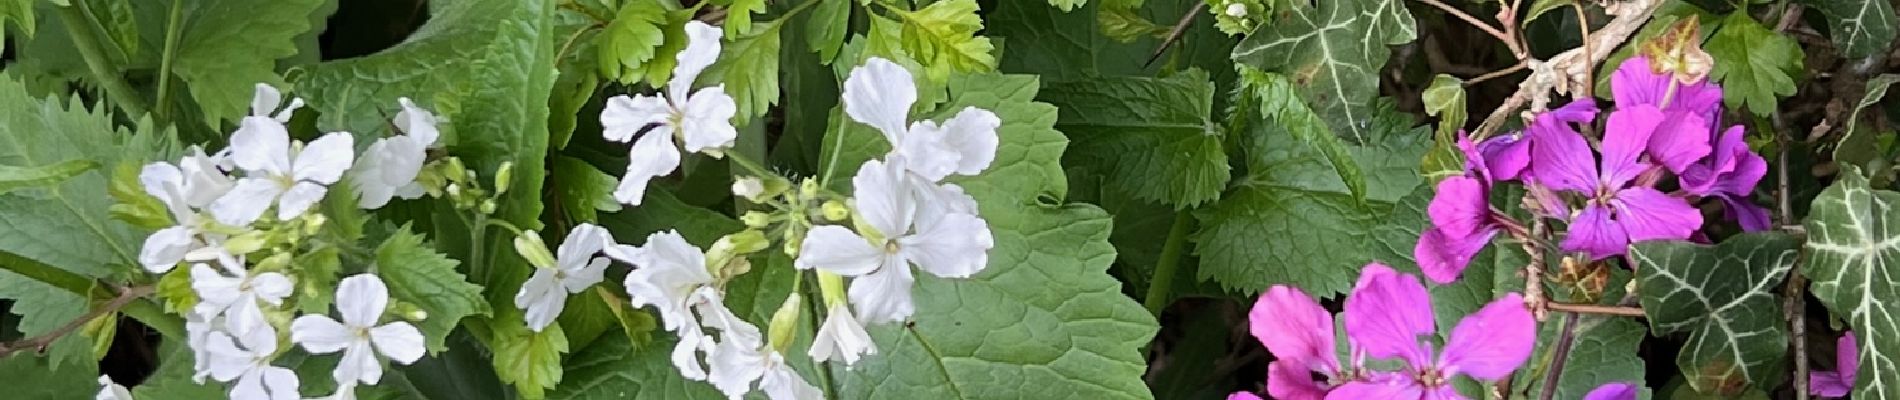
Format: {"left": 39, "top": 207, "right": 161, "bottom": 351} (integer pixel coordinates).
{"left": 818, "top": 270, "right": 847, "bottom": 309}
{"left": 782, "top": 226, "right": 806, "bottom": 257}
{"left": 742, "top": 211, "right": 773, "bottom": 228}
{"left": 1224, "top": 3, "right": 1247, "bottom": 17}
{"left": 443, "top": 158, "right": 469, "bottom": 183}
{"left": 821, "top": 200, "right": 850, "bottom": 222}
{"left": 767, "top": 293, "right": 803, "bottom": 353}
{"left": 513, "top": 231, "right": 557, "bottom": 269}
{"left": 494, "top": 162, "right": 515, "bottom": 195}
{"left": 446, "top": 183, "right": 464, "bottom": 199}
{"left": 732, "top": 177, "right": 765, "bottom": 201}
{"left": 302, "top": 214, "right": 327, "bottom": 236}
{"left": 799, "top": 178, "right": 819, "bottom": 201}
{"left": 223, "top": 231, "right": 269, "bottom": 256}
{"left": 479, "top": 199, "right": 498, "bottom": 215}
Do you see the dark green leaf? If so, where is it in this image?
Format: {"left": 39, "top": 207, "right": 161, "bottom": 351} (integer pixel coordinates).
{"left": 1631, "top": 233, "right": 1798, "bottom": 394}
{"left": 0, "top": 159, "right": 97, "bottom": 195}
{"left": 1229, "top": 0, "right": 1416, "bottom": 142}
{"left": 171, "top": 0, "right": 328, "bottom": 124}
{"left": 1706, "top": 12, "right": 1802, "bottom": 117}
{"left": 1802, "top": 167, "right": 1900, "bottom": 399}
{"left": 1835, "top": 74, "right": 1899, "bottom": 171}
{"left": 375, "top": 226, "right": 492, "bottom": 354}
{"left": 1798, "top": 0, "right": 1897, "bottom": 59}
{"left": 1041, "top": 69, "right": 1229, "bottom": 208}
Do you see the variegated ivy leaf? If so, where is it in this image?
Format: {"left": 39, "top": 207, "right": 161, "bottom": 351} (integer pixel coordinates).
{"left": 1631, "top": 233, "right": 1798, "bottom": 395}
{"left": 1229, "top": 0, "right": 1415, "bottom": 143}
{"left": 1804, "top": 167, "right": 1900, "bottom": 399}
{"left": 1798, "top": 0, "right": 1897, "bottom": 59}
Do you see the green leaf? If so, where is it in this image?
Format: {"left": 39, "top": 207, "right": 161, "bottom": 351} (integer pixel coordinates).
{"left": 1802, "top": 167, "right": 1900, "bottom": 399}
{"left": 0, "top": 159, "right": 96, "bottom": 195}
{"left": 1420, "top": 75, "right": 1466, "bottom": 185}
{"left": 703, "top": 22, "right": 784, "bottom": 124}
{"left": 1192, "top": 183, "right": 1382, "bottom": 295}
{"left": 550, "top": 156, "right": 623, "bottom": 224}
{"left": 598, "top": 188, "right": 743, "bottom": 246}
{"left": 549, "top": 334, "right": 724, "bottom": 399}
{"left": 1229, "top": 0, "right": 1416, "bottom": 142}
{"left": 170, "top": 0, "right": 327, "bottom": 124}
{"left": 1706, "top": 12, "right": 1802, "bottom": 117}
{"left": 820, "top": 74, "right": 1158, "bottom": 399}
{"left": 376, "top": 226, "right": 492, "bottom": 354}
{"left": 1040, "top": 69, "right": 1230, "bottom": 208}
{"left": 804, "top": 0, "right": 849, "bottom": 63}
{"left": 1049, "top": 0, "right": 1087, "bottom": 12}
{"left": 0, "top": 269, "right": 93, "bottom": 369}
{"left": 1523, "top": 0, "right": 1572, "bottom": 26}
{"left": 1239, "top": 67, "right": 1370, "bottom": 203}
{"left": 1798, "top": 0, "right": 1898, "bottom": 59}
{"left": 721, "top": 0, "right": 767, "bottom": 36}
{"left": 132, "top": 342, "right": 229, "bottom": 400}
{"left": 0, "top": 352, "right": 97, "bottom": 399}
{"left": 1521, "top": 315, "right": 1653, "bottom": 400}
{"left": 1630, "top": 233, "right": 1798, "bottom": 394}
{"left": 595, "top": 0, "right": 668, "bottom": 85}
{"left": 1835, "top": 74, "right": 1900, "bottom": 171}
{"left": 493, "top": 322, "right": 570, "bottom": 400}
{"left": 0, "top": 0, "right": 34, "bottom": 54}
{"left": 894, "top": 0, "right": 997, "bottom": 82}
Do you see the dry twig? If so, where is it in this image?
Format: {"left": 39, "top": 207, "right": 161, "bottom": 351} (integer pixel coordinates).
{"left": 1474, "top": 0, "right": 1666, "bottom": 138}
{"left": 0, "top": 285, "right": 153, "bottom": 358}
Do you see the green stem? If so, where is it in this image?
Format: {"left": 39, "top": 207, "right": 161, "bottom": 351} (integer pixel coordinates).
{"left": 1144, "top": 211, "right": 1193, "bottom": 315}
{"left": 153, "top": 0, "right": 186, "bottom": 120}
{"left": 799, "top": 272, "right": 839, "bottom": 398}
{"left": 0, "top": 255, "right": 94, "bottom": 295}
{"left": 468, "top": 213, "right": 492, "bottom": 285}
{"left": 54, "top": 4, "right": 148, "bottom": 117}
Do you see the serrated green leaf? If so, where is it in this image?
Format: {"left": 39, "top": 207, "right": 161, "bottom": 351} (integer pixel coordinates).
{"left": 703, "top": 22, "right": 783, "bottom": 124}
{"left": 1049, "top": 0, "right": 1087, "bottom": 11}
{"left": 493, "top": 322, "right": 570, "bottom": 399}
{"left": 818, "top": 74, "right": 1158, "bottom": 399}
{"left": 599, "top": 188, "right": 742, "bottom": 246}
{"left": 0, "top": 269, "right": 93, "bottom": 369}
{"left": 1631, "top": 233, "right": 1797, "bottom": 394}
{"left": 805, "top": 0, "right": 849, "bottom": 62}
{"left": 132, "top": 343, "right": 232, "bottom": 400}
{"left": 1799, "top": 0, "right": 1897, "bottom": 59}
{"left": 0, "top": 160, "right": 96, "bottom": 195}
{"left": 1835, "top": 74, "right": 1900, "bottom": 170}
{"left": 548, "top": 334, "right": 724, "bottom": 399}
{"left": 171, "top": 0, "right": 327, "bottom": 124}
{"left": 0, "top": 350, "right": 97, "bottom": 399}
{"left": 894, "top": 0, "right": 997, "bottom": 82}
{"left": 376, "top": 226, "right": 492, "bottom": 354}
{"left": 1706, "top": 12, "right": 1802, "bottom": 117}
{"left": 722, "top": 0, "right": 767, "bottom": 36}
{"left": 595, "top": 0, "right": 668, "bottom": 85}
{"left": 1192, "top": 183, "right": 1382, "bottom": 295}
{"left": 1040, "top": 69, "right": 1230, "bottom": 208}
{"left": 1240, "top": 67, "right": 1370, "bottom": 203}
{"left": 1229, "top": 0, "right": 1415, "bottom": 142}
{"left": 1802, "top": 167, "right": 1900, "bottom": 399}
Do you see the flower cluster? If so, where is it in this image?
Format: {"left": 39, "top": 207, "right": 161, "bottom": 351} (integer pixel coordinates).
{"left": 133, "top": 85, "right": 444, "bottom": 400}
{"left": 1417, "top": 56, "right": 1770, "bottom": 283}
{"left": 1231, "top": 264, "right": 1534, "bottom": 399}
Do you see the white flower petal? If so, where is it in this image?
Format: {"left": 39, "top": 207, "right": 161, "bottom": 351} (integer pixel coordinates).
{"left": 911, "top": 180, "right": 978, "bottom": 230}
{"left": 293, "top": 133, "right": 356, "bottom": 184}
{"left": 842, "top": 58, "right": 917, "bottom": 140}
{"left": 760, "top": 361, "right": 824, "bottom": 400}
{"left": 847, "top": 257, "right": 916, "bottom": 324}
{"left": 693, "top": 290, "right": 759, "bottom": 342}
{"left": 938, "top": 107, "right": 1001, "bottom": 176}
{"left": 338, "top": 341, "right": 380, "bottom": 385}
{"left": 604, "top": 243, "right": 641, "bottom": 265}
{"left": 140, "top": 226, "right": 194, "bottom": 273}
{"left": 899, "top": 212, "right": 992, "bottom": 278}
{"left": 276, "top": 181, "right": 328, "bottom": 221}
{"left": 212, "top": 178, "right": 284, "bottom": 226}
{"left": 671, "top": 325, "right": 711, "bottom": 381}
{"left": 808, "top": 305, "right": 876, "bottom": 367}
{"left": 140, "top": 162, "right": 185, "bottom": 205}
{"left": 394, "top": 98, "right": 441, "bottom": 146}
{"left": 249, "top": 272, "right": 295, "bottom": 305}
{"left": 794, "top": 226, "right": 884, "bottom": 276}
{"left": 375, "top": 136, "right": 427, "bottom": 186}
{"left": 191, "top": 264, "right": 243, "bottom": 315}
{"left": 230, "top": 117, "right": 292, "bottom": 175}
{"left": 224, "top": 298, "right": 271, "bottom": 336}
{"left": 892, "top": 124, "right": 959, "bottom": 182}
{"left": 204, "top": 331, "right": 258, "bottom": 382}
{"left": 261, "top": 366, "right": 301, "bottom": 400}
{"left": 563, "top": 258, "right": 609, "bottom": 293}
{"left": 96, "top": 375, "right": 134, "bottom": 400}
{"left": 601, "top": 95, "right": 673, "bottom": 143}
{"left": 851, "top": 159, "right": 915, "bottom": 237}
{"left": 679, "top": 86, "right": 738, "bottom": 154}
{"left": 180, "top": 147, "right": 236, "bottom": 207}
{"left": 670, "top": 21, "right": 725, "bottom": 99}
{"left": 515, "top": 268, "right": 566, "bottom": 332}
{"left": 251, "top": 84, "right": 284, "bottom": 118}
{"left": 335, "top": 274, "right": 390, "bottom": 328}
{"left": 368, "top": 321, "right": 426, "bottom": 364}
{"left": 556, "top": 224, "right": 609, "bottom": 272}
{"left": 354, "top": 177, "right": 398, "bottom": 210}
{"left": 289, "top": 315, "right": 355, "bottom": 354}
{"left": 613, "top": 132, "right": 682, "bottom": 206}
{"left": 706, "top": 335, "right": 766, "bottom": 399}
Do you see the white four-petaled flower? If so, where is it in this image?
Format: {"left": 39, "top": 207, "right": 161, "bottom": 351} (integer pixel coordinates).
{"left": 211, "top": 99, "right": 355, "bottom": 225}
{"left": 600, "top": 21, "right": 738, "bottom": 206}
{"left": 352, "top": 98, "right": 441, "bottom": 209}
{"left": 707, "top": 326, "right": 822, "bottom": 400}
{"left": 205, "top": 324, "right": 301, "bottom": 400}
{"left": 138, "top": 147, "right": 236, "bottom": 273}
{"left": 795, "top": 160, "right": 993, "bottom": 324}
{"left": 841, "top": 57, "right": 999, "bottom": 182}
{"left": 617, "top": 230, "right": 755, "bottom": 380}
{"left": 290, "top": 274, "right": 426, "bottom": 386}
{"left": 192, "top": 256, "right": 293, "bottom": 336}
{"left": 514, "top": 224, "right": 612, "bottom": 332}
{"left": 807, "top": 304, "right": 874, "bottom": 367}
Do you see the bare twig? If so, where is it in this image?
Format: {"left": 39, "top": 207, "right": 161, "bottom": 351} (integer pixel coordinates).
{"left": 1521, "top": 216, "right": 1551, "bottom": 321}
{"left": 1547, "top": 302, "right": 1646, "bottom": 317}
{"left": 1415, "top": 0, "right": 1525, "bottom": 57}
{"left": 1536, "top": 313, "right": 1584, "bottom": 400}
{"left": 0, "top": 285, "right": 153, "bottom": 358}
{"left": 1776, "top": 102, "right": 1813, "bottom": 400}
{"left": 1144, "top": 2, "right": 1206, "bottom": 68}
{"left": 1475, "top": 0, "right": 1665, "bottom": 138}
{"left": 1572, "top": 2, "right": 1595, "bottom": 99}
{"left": 1466, "top": 62, "right": 1529, "bottom": 86}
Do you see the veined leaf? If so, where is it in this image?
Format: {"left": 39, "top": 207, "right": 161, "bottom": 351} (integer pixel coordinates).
{"left": 1192, "top": 182, "right": 1384, "bottom": 295}
{"left": 1799, "top": 0, "right": 1897, "bottom": 59}
{"left": 549, "top": 335, "right": 723, "bottom": 399}
{"left": 720, "top": 0, "right": 767, "bottom": 36}
{"left": 1803, "top": 167, "right": 1900, "bottom": 399}
{"left": 1238, "top": 67, "right": 1368, "bottom": 203}
{"left": 595, "top": 0, "right": 668, "bottom": 85}
{"left": 171, "top": 0, "right": 329, "bottom": 124}
{"left": 1706, "top": 12, "right": 1802, "bottom": 117}
{"left": 1631, "top": 233, "right": 1798, "bottom": 394}
{"left": 1420, "top": 74, "right": 1466, "bottom": 185}
{"left": 1041, "top": 69, "right": 1230, "bottom": 208}
{"left": 805, "top": 0, "right": 849, "bottom": 63}
{"left": 0, "top": 159, "right": 97, "bottom": 195}
{"left": 493, "top": 323, "right": 570, "bottom": 400}
{"left": 375, "top": 226, "right": 492, "bottom": 354}
{"left": 703, "top": 21, "right": 784, "bottom": 124}
{"left": 1834, "top": 74, "right": 1899, "bottom": 171}
{"left": 894, "top": 0, "right": 997, "bottom": 82}
{"left": 0, "top": 269, "right": 93, "bottom": 369}
{"left": 1229, "top": 0, "right": 1416, "bottom": 142}
{"left": 1521, "top": 315, "right": 1653, "bottom": 400}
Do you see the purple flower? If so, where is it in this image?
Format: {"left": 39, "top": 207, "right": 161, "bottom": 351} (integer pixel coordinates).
{"left": 1680, "top": 125, "right": 1772, "bottom": 231}
{"left": 1416, "top": 175, "right": 1497, "bottom": 284}
{"left": 1584, "top": 382, "right": 1640, "bottom": 400}
{"left": 1326, "top": 264, "right": 1536, "bottom": 399}
{"left": 1530, "top": 105, "right": 1703, "bottom": 259}
{"left": 1250, "top": 286, "right": 1342, "bottom": 400}
{"left": 1811, "top": 332, "right": 1858, "bottom": 397}
{"left": 1227, "top": 392, "right": 1263, "bottom": 400}
{"left": 1612, "top": 57, "right": 1719, "bottom": 173}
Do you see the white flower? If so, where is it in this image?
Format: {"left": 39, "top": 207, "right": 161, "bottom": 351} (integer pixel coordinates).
{"left": 211, "top": 117, "right": 355, "bottom": 225}
{"left": 206, "top": 325, "right": 301, "bottom": 400}
{"left": 600, "top": 21, "right": 738, "bottom": 206}
{"left": 352, "top": 98, "right": 440, "bottom": 209}
{"left": 707, "top": 330, "right": 821, "bottom": 400}
{"left": 841, "top": 57, "right": 1000, "bottom": 182}
{"left": 290, "top": 274, "right": 426, "bottom": 385}
{"left": 96, "top": 375, "right": 133, "bottom": 400}
{"left": 514, "top": 224, "right": 612, "bottom": 332}
{"left": 618, "top": 231, "right": 758, "bottom": 380}
{"left": 807, "top": 304, "right": 875, "bottom": 367}
{"left": 250, "top": 84, "right": 304, "bottom": 124}
{"left": 137, "top": 149, "right": 236, "bottom": 273}
{"left": 794, "top": 160, "right": 993, "bottom": 324}
{"left": 186, "top": 313, "right": 219, "bottom": 383}
{"left": 731, "top": 177, "right": 764, "bottom": 201}
{"left": 191, "top": 257, "right": 293, "bottom": 335}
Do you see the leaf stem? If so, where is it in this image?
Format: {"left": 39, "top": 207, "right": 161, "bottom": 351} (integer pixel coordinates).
{"left": 0, "top": 285, "right": 152, "bottom": 358}
{"left": 0, "top": 255, "right": 95, "bottom": 296}
{"left": 1143, "top": 2, "right": 1204, "bottom": 68}
{"left": 54, "top": 3, "right": 149, "bottom": 118}
{"left": 1144, "top": 210, "right": 1194, "bottom": 316}
{"left": 154, "top": 0, "right": 186, "bottom": 120}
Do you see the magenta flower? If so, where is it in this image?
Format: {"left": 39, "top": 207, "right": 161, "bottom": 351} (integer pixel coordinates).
{"left": 1811, "top": 332, "right": 1858, "bottom": 397}
{"left": 1680, "top": 125, "right": 1771, "bottom": 231}
{"left": 1583, "top": 382, "right": 1639, "bottom": 400}
{"left": 1612, "top": 57, "right": 1719, "bottom": 173}
{"left": 1250, "top": 286, "right": 1343, "bottom": 400}
{"left": 1227, "top": 393, "right": 1263, "bottom": 400}
{"left": 1530, "top": 104, "right": 1702, "bottom": 259}
{"left": 1326, "top": 264, "right": 1536, "bottom": 399}
{"left": 1415, "top": 175, "right": 1496, "bottom": 284}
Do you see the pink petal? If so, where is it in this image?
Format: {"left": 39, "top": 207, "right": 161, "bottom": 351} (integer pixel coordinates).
{"left": 1671, "top": 80, "right": 1725, "bottom": 116}
{"left": 1611, "top": 188, "right": 1702, "bottom": 242}
{"left": 1716, "top": 129, "right": 1768, "bottom": 196}
{"left": 1528, "top": 119, "right": 1599, "bottom": 194}
{"left": 1227, "top": 392, "right": 1265, "bottom": 400}
{"left": 1344, "top": 264, "right": 1436, "bottom": 367}
{"left": 1251, "top": 287, "right": 1340, "bottom": 372}
{"left": 1561, "top": 205, "right": 1630, "bottom": 259}
{"left": 1610, "top": 57, "right": 1671, "bottom": 107}
{"left": 1840, "top": 332, "right": 1859, "bottom": 382}
{"left": 1601, "top": 107, "right": 1664, "bottom": 187}
{"left": 1440, "top": 293, "right": 1535, "bottom": 381}
{"left": 1428, "top": 177, "right": 1493, "bottom": 237}
{"left": 1265, "top": 361, "right": 1330, "bottom": 400}
{"left": 1646, "top": 111, "right": 1712, "bottom": 174}
{"left": 1463, "top": 132, "right": 1530, "bottom": 182}
{"left": 1810, "top": 371, "right": 1852, "bottom": 397}
{"left": 1718, "top": 194, "right": 1773, "bottom": 232}
{"left": 1583, "top": 382, "right": 1639, "bottom": 400}
{"left": 1324, "top": 380, "right": 1424, "bottom": 400}
{"left": 1547, "top": 100, "right": 1600, "bottom": 124}
{"left": 1416, "top": 227, "right": 1496, "bottom": 284}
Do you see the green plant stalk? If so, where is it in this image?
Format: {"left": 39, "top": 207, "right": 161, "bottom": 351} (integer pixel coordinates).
{"left": 153, "top": 0, "right": 187, "bottom": 119}
{"left": 54, "top": 4, "right": 149, "bottom": 117}
{"left": 1144, "top": 210, "right": 1193, "bottom": 315}
{"left": 0, "top": 256, "right": 94, "bottom": 296}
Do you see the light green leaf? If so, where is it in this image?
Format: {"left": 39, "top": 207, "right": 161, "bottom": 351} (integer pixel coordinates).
{"left": 595, "top": 0, "right": 668, "bottom": 85}
{"left": 805, "top": 0, "right": 849, "bottom": 62}
{"left": 0, "top": 159, "right": 96, "bottom": 195}
{"left": 721, "top": 0, "right": 767, "bottom": 36}
{"left": 1706, "top": 12, "right": 1802, "bottom": 117}
{"left": 703, "top": 22, "right": 783, "bottom": 124}
{"left": 0, "top": 0, "right": 34, "bottom": 54}
{"left": 1802, "top": 167, "right": 1900, "bottom": 399}
{"left": 1631, "top": 233, "right": 1798, "bottom": 394}
{"left": 895, "top": 0, "right": 997, "bottom": 82}
{"left": 1229, "top": 0, "right": 1415, "bottom": 142}
{"left": 1420, "top": 75, "right": 1466, "bottom": 185}
{"left": 1799, "top": 0, "right": 1897, "bottom": 59}
{"left": 0, "top": 351, "right": 97, "bottom": 399}
{"left": 1040, "top": 69, "right": 1229, "bottom": 208}
{"left": 820, "top": 74, "right": 1158, "bottom": 399}
{"left": 1834, "top": 74, "right": 1899, "bottom": 171}
{"left": 132, "top": 343, "right": 231, "bottom": 400}
{"left": 493, "top": 322, "right": 570, "bottom": 400}
{"left": 549, "top": 335, "right": 724, "bottom": 399}
{"left": 0, "top": 269, "right": 93, "bottom": 369}
{"left": 171, "top": 0, "right": 327, "bottom": 124}
{"left": 1049, "top": 0, "right": 1087, "bottom": 11}
{"left": 376, "top": 226, "right": 492, "bottom": 354}
{"left": 1192, "top": 183, "right": 1382, "bottom": 295}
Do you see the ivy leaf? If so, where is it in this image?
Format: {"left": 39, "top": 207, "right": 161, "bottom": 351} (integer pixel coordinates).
{"left": 818, "top": 74, "right": 1158, "bottom": 398}
{"left": 1798, "top": 0, "right": 1897, "bottom": 59}
{"left": 1706, "top": 13, "right": 1802, "bottom": 117}
{"left": 894, "top": 0, "right": 997, "bottom": 82}
{"left": 1803, "top": 167, "right": 1900, "bottom": 399}
{"left": 1040, "top": 69, "right": 1229, "bottom": 208}
{"left": 1521, "top": 316, "right": 1653, "bottom": 400}
{"left": 1834, "top": 74, "right": 1899, "bottom": 171}
{"left": 0, "top": 159, "right": 96, "bottom": 195}
{"left": 1229, "top": 0, "right": 1416, "bottom": 142}
{"left": 703, "top": 22, "right": 784, "bottom": 124}
{"left": 1630, "top": 233, "right": 1798, "bottom": 394}
{"left": 493, "top": 322, "right": 570, "bottom": 400}
{"left": 171, "top": 0, "right": 327, "bottom": 124}
{"left": 375, "top": 226, "right": 492, "bottom": 354}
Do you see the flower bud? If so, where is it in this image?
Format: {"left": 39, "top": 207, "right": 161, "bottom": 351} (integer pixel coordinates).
{"left": 513, "top": 231, "right": 557, "bottom": 269}
{"left": 799, "top": 178, "right": 819, "bottom": 201}
{"left": 494, "top": 162, "right": 515, "bottom": 196}
{"left": 821, "top": 200, "right": 851, "bottom": 222}
{"left": 742, "top": 211, "right": 773, "bottom": 228}
{"left": 767, "top": 293, "right": 803, "bottom": 353}
{"left": 817, "top": 270, "right": 847, "bottom": 309}
{"left": 479, "top": 199, "right": 498, "bottom": 215}
{"left": 732, "top": 177, "right": 765, "bottom": 201}
{"left": 443, "top": 158, "right": 469, "bottom": 183}
{"left": 782, "top": 226, "right": 806, "bottom": 257}
{"left": 222, "top": 231, "right": 270, "bottom": 256}
{"left": 1223, "top": 3, "right": 1246, "bottom": 17}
